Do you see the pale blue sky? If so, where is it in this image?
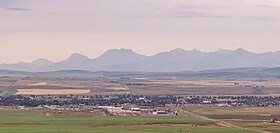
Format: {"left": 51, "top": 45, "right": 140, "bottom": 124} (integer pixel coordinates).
{"left": 0, "top": 0, "right": 280, "bottom": 63}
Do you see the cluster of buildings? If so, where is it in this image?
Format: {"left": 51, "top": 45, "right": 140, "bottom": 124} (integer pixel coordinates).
{"left": 98, "top": 106, "right": 175, "bottom": 116}
{"left": 2, "top": 94, "right": 280, "bottom": 108}
{"left": 98, "top": 106, "right": 141, "bottom": 116}
{"left": 272, "top": 119, "right": 280, "bottom": 123}
{"left": 184, "top": 96, "right": 280, "bottom": 107}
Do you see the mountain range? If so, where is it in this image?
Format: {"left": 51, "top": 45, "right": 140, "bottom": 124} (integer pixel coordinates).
{"left": 1, "top": 48, "right": 280, "bottom": 72}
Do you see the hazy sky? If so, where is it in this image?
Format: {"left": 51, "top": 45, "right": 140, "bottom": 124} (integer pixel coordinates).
{"left": 0, "top": 0, "right": 280, "bottom": 63}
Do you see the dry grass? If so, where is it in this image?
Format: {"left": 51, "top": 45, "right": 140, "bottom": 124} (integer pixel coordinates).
{"left": 29, "top": 82, "right": 48, "bottom": 86}
{"left": 106, "top": 87, "right": 128, "bottom": 91}
{"left": 7, "top": 78, "right": 280, "bottom": 95}
{"left": 188, "top": 106, "right": 280, "bottom": 116}
{"left": 186, "top": 106, "right": 280, "bottom": 133}
{"left": 150, "top": 80, "right": 236, "bottom": 86}
{"left": 151, "top": 80, "right": 280, "bottom": 87}
{"left": 17, "top": 89, "right": 90, "bottom": 95}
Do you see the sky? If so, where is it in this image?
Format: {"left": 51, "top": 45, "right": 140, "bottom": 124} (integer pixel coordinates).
{"left": 0, "top": 0, "right": 280, "bottom": 63}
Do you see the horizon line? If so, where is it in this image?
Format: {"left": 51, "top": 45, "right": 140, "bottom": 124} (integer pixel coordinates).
{"left": 0, "top": 47, "right": 279, "bottom": 64}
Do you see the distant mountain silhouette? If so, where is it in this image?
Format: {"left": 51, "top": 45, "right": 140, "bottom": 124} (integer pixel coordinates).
{"left": 42, "top": 53, "right": 92, "bottom": 71}
{"left": 1, "top": 48, "right": 280, "bottom": 72}
{"left": 31, "top": 59, "right": 54, "bottom": 66}
{"left": 91, "top": 48, "right": 147, "bottom": 70}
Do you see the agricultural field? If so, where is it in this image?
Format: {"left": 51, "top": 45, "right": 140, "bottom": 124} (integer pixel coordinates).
{"left": 17, "top": 89, "right": 91, "bottom": 95}
{"left": 29, "top": 82, "right": 48, "bottom": 86}
{"left": 187, "top": 106, "right": 280, "bottom": 120}
{"left": 0, "top": 110, "right": 255, "bottom": 133}
{"left": 3, "top": 74, "right": 280, "bottom": 96}
{"left": 186, "top": 106, "right": 280, "bottom": 133}
{"left": 126, "top": 79, "right": 280, "bottom": 95}
{"left": 0, "top": 76, "right": 130, "bottom": 95}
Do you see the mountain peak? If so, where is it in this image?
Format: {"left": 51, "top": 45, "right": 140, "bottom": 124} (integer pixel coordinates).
{"left": 69, "top": 53, "right": 88, "bottom": 58}
{"left": 234, "top": 48, "right": 253, "bottom": 54}
{"left": 236, "top": 48, "right": 246, "bottom": 52}
{"left": 31, "top": 58, "right": 54, "bottom": 66}
{"left": 106, "top": 48, "right": 135, "bottom": 54}
{"left": 170, "top": 48, "right": 186, "bottom": 53}
{"left": 190, "top": 48, "right": 202, "bottom": 53}
{"left": 92, "top": 48, "right": 147, "bottom": 68}
{"left": 69, "top": 53, "right": 85, "bottom": 57}
{"left": 68, "top": 53, "right": 89, "bottom": 60}
{"left": 100, "top": 48, "right": 144, "bottom": 58}
{"left": 169, "top": 48, "right": 202, "bottom": 54}
{"left": 1, "top": 48, "right": 280, "bottom": 72}
{"left": 216, "top": 49, "right": 234, "bottom": 53}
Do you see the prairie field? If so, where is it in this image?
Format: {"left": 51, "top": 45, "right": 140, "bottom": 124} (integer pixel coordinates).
{"left": 0, "top": 110, "right": 255, "bottom": 133}
{"left": 29, "top": 82, "right": 48, "bottom": 86}
{"left": 186, "top": 106, "right": 280, "bottom": 133}
{"left": 187, "top": 106, "right": 280, "bottom": 120}
{"left": 16, "top": 89, "right": 90, "bottom": 95}
{"left": 1, "top": 74, "right": 280, "bottom": 96}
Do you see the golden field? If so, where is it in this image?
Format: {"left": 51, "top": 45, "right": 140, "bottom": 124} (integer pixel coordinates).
{"left": 17, "top": 89, "right": 90, "bottom": 95}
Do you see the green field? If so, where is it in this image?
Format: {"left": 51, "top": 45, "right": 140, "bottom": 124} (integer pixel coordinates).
{"left": 0, "top": 127, "right": 254, "bottom": 133}
{"left": 0, "top": 110, "right": 256, "bottom": 133}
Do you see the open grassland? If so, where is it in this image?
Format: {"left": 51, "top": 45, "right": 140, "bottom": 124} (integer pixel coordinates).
{"left": 187, "top": 106, "right": 280, "bottom": 133}
{"left": 0, "top": 126, "right": 255, "bottom": 133}
{"left": 0, "top": 110, "right": 211, "bottom": 125}
{"left": 3, "top": 75, "right": 280, "bottom": 95}
{"left": 17, "top": 89, "right": 90, "bottom": 95}
{"left": 150, "top": 80, "right": 236, "bottom": 86}
{"left": 29, "top": 82, "right": 48, "bottom": 86}
{"left": 150, "top": 80, "right": 280, "bottom": 88}
{"left": 6, "top": 78, "right": 129, "bottom": 95}
{"left": 22, "top": 80, "right": 123, "bottom": 89}
{"left": 106, "top": 87, "right": 128, "bottom": 91}
{"left": 0, "top": 110, "right": 256, "bottom": 133}
{"left": 187, "top": 106, "right": 280, "bottom": 120}
{"left": 228, "top": 120, "right": 280, "bottom": 133}
{"left": 127, "top": 79, "right": 280, "bottom": 95}
{"left": 0, "top": 89, "right": 16, "bottom": 96}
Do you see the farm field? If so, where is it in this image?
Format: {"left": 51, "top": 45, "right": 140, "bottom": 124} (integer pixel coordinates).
{"left": 125, "top": 79, "right": 280, "bottom": 95}
{"left": 187, "top": 106, "right": 280, "bottom": 120}
{"left": 0, "top": 110, "right": 255, "bottom": 133}
{"left": 17, "top": 89, "right": 91, "bottom": 95}
{"left": 2, "top": 74, "right": 280, "bottom": 95}
{"left": 186, "top": 106, "right": 280, "bottom": 133}
{"left": 0, "top": 127, "right": 254, "bottom": 133}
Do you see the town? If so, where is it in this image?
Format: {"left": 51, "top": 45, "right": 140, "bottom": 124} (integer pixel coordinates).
{"left": 1, "top": 94, "right": 280, "bottom": 111}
